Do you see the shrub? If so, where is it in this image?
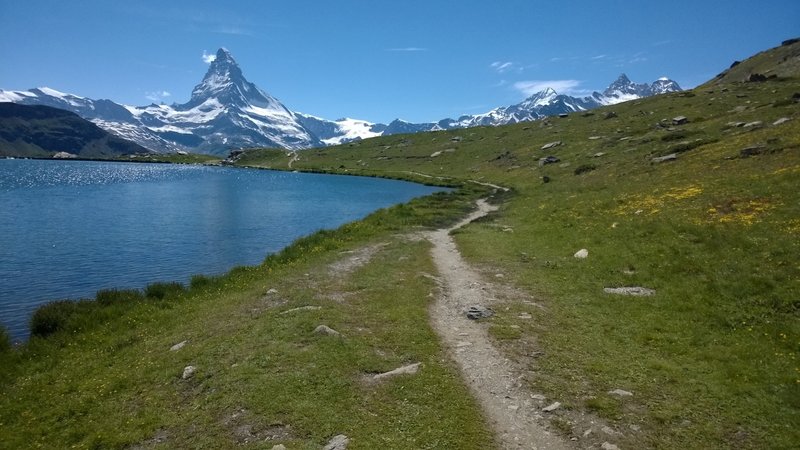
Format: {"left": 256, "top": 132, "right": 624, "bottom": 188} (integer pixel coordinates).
{"left": 574, "top": 164, "right": 597, "bottom": 175}
{"left": 144, "top": 282, "right": 186, "bottom": 300}
{"left": 30, "top": 300, "right": 80, "bottom": 337}
{"left": 96, "top": 288, "right": 144, "bottom": 305}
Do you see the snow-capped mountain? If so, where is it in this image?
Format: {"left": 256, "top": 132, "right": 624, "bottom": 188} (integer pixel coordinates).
{"left": 0, "top": 48, "right": 320, "bottom": 155}
{"left": 345, "top": 74, "right": 683, "bottom": 134}
{"left": 1, "top": 51, "right": 681, "bottom": 154}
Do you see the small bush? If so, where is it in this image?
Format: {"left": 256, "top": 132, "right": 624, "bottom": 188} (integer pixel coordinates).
{"left": 30, "top": 300, "right": 80, "bottom": 337}
{"left": 144, "top": 282, "right": 185, "bottom": 300}
{"left": 574, "top": 164, "right": 597, "bottom": 175}
{"left": 96, "top": 288, "right": 144, "bottom": 305}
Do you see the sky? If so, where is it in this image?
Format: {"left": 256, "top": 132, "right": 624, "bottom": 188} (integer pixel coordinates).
{"left": 0, "top": 1, "right": 798, "bottom": 124}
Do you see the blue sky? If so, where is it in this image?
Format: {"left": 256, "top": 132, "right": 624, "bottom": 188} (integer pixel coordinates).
{"left": 0, "top": 1, "right": 797, "bottom": 123}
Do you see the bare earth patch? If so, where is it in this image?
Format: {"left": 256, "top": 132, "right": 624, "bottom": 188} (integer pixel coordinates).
{"left": 327, "top": 243, "right": 389, "bottom": 277}
{"left": 427, "top": 199, "right": 570, "bottom": 450}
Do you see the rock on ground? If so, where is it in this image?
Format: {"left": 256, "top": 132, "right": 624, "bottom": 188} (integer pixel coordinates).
{"left": 465, "top": 305, "right": 494, "bottom": 320}
{"left": 603, "top": 286, "right": 656, "bottom": 296}
{"left": 652, "top": 153, "right": 678, "bottom": 163}
{"left": 170, "top": 340, "right": 187, "bottom": 352}
{"left": 541, "top": 140, "right": 563, "bottom": 150}
{"left": 323, "top": 434, "right": 349, "bottom": 450}
{"left": 601, "top": 442, "right": 620, "bottom": 450}
{"left": 182, "top": 365, "right": 196, "bottom": 380}
{"left": 372, "top": 363, "right": 421, "bottom": 381}
{"left": 608, "top": 389, "right": 633, "bottom": 397}
{"left": 314, "top": 325, "right": 341, "bottom": 337}
{"left": 574, "top": 248, "right": 589, "bottom": 259}
{"left": 542, "top": 401, "right": 561, "bottom": 412}
{"left": 280, "top": 305, "right": 321, "bottom": 315}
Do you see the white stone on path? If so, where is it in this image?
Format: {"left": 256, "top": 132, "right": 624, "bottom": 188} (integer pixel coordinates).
{"left": 542, "top": 401, "right": 561, "bottom": 412}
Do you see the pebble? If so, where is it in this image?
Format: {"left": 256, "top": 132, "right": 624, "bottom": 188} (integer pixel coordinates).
{"left": 602, "top": 425, "right": 622, "bottom": 436}
{"left": 574, "top": 248, "right": 589, "bottom": 259}
{"left": 266, "top": 288, "right": 279, "bottom": 295}
{"left": 542, "top": 401, "right": 561, "bottom": 412}
{"left": 601, "top": 443, "right": 619, "bottom": 450}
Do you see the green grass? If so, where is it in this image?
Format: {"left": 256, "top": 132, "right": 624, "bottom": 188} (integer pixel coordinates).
{"left": 237, "top": 74, "right": 800, "bottom": 448}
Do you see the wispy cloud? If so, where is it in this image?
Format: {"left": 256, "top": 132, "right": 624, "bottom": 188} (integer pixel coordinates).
{"left": 202, "top": 50, "right": 216, "bottom": 64}
{"left": 211, "top": 25, "right": 254, "bottom": 36}
{"left": 145, "top": 90, "right": 171, "bottom": 103}
{"left": 513, "top": 79, "right": 583, "bottom": 96}
{"left": 490, "top": 61, "right": 516, "bottom": 73}
{"left": 385, "top": 47, "right": 429, "bottom": 52}
{"left": 591, "top": 54, "right": 607, "bottom": 60}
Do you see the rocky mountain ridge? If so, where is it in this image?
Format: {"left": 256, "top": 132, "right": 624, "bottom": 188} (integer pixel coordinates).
{"left": 0, "top": 49, "right": 681, "bottom": 154}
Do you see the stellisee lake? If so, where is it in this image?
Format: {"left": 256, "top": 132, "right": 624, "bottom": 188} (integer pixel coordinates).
{"left": 0, "top": 159, "right": 446, "bottom": 341}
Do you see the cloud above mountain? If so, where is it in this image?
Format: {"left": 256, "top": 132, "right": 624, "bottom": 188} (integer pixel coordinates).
{"left": 202, "top": 50, "right": 216, "bottom": 64}
{"left": 513, "top": 79, "right": 583, "bottom": 97}
{"left": 145, "top": 90, "right": 171, "bottom": 102}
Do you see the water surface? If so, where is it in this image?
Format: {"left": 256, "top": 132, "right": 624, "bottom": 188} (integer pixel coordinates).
{"left": 0, "top": 159, "right": 445, "bottom": 340}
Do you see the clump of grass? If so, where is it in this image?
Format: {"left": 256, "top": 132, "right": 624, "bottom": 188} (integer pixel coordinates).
{"left": 29, "top": 300, "right": 81, "bottom": 337}
{"left": 96, "top": 288, "right": 144, "bottom": 305}
{"left": 189, "top": 274, "right": 219, "bottom": 290}
{"left": 585, "top": 396, "right": 622, "bottom": 420}
{"left": 144, "top": 281, "right": 186, "bottom": 300}
{"left": 574, "top": 164, "right": 597, "bottom": 175}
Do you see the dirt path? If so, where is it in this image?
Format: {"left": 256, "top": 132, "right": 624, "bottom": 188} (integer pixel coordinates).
{"left": 427, "top": 200, "right": 569, "bottom": 450}
{"left": 287, "top": 151, "right": 299, "bottom": 169}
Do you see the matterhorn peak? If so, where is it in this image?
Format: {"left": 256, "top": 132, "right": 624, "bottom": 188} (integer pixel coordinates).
{"left": 183, "top": 48, "right": 285, "bottom": 111}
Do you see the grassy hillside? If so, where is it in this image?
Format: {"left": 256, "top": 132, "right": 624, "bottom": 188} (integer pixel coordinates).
{"left": 237, "top": 43, "right": 800, "bottom": 448}
{"left": 1, "top": 41, "right": 798, "bottom": 449}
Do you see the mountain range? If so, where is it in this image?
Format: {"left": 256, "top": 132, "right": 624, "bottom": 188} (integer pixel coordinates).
{"left": 0, "top": 48, "right": 681, "bottom": 156}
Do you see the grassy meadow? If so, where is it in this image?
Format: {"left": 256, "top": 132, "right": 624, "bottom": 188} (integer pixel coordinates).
{"left": 238, "top": 72, "right": 800, "bottom": 448}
